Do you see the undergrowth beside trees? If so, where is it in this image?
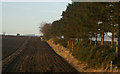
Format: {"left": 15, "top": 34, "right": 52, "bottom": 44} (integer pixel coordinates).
{"left": 72, "top": 41, "right": 118, "bottom": 69}
{"left": 53, "top": 38, "right": 68, "bottom": 47}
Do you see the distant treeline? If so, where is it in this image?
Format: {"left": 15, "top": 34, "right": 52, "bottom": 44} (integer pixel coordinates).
{"left": 40, "top": 2, "right": 120, "bottom": 69}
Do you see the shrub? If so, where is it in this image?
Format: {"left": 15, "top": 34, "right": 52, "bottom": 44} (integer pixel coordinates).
{"left": 88, "top": 45, "right": 117, "bottom": 68}
{"left": 72, "top": 40, "right": 91, "bottom": 61}
{"left": 53, "top": 38, "right": 68, "bottom": 47}
{"left": 72, "top": 42, "right": 117, "bottom": 68}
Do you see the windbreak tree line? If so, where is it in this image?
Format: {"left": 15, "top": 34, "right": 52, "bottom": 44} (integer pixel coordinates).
{"left": 40, "top": 2, "right": 120, "bottom": 68}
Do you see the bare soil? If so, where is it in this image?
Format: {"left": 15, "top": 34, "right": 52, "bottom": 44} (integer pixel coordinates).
{"left": 2, "top": 35, "right": 27, "bottom": 59}
{"left": 2, "top": 36, "right": 77, "bottom": 72}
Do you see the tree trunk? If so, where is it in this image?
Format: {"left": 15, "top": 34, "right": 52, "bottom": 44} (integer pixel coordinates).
{"left": 90, "top": 35, "right": 92, "bottom": 45}
{"left": 111, "top": 26, "right": 114, "bottom": 49}
{"left": 116, "top": 33, "right": 119, "bottom": 54}
{"left": 68, "top": 40, "right": 70, "bottom": 49}
{"left": 77, "top": 38, "right": 79, "bottom": 43}
{"left": 118, "top": 11, "right": 120, "bottom": 55}
{"left": 116, "top": 25, "right": 120, "bottom": 55}
{"left": 117, "top": 5, "right": 120, "bottom": 55}
{"left": 95, "top": 33, "right": 97, "bottom": 46}
{"left": 70, "top": 39, "right": 72, "bottom": 50}
{"left": 116, "top": 28, "right": 119, "bottom": 54}
{"left": 101, "top": 32, "right": 104, "bottom": 45}
{"left": 72, "top": 39, "right": 74, "bottom": 52}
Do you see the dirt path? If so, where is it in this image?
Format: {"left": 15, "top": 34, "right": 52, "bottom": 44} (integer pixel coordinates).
{"left": 3, "top": 37, "right": 77, "bottom": 72}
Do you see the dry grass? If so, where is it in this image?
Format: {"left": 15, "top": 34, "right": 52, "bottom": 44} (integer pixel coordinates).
{"left": 47, "top": 38, "right": 119, "bottom": 72}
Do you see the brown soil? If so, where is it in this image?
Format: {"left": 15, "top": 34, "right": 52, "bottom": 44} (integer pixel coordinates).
{"left": 2, "top": 37, "right": 77, "bottom": 72}
{"left": 2, "top": 35, "right": 27, "bottom": 58}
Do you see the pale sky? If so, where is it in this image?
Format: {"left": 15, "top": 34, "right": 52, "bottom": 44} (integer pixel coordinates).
{"left": 0, "top": 2, "right": 2, "bottom": 34}
{"left": 1, "top": 0, "right": 119, "bottom": 2}
{"left": 1, "top": 2, "right": 70, "bottom": 35}
{"left": 1, "top": 0, "right": 71, "bottom": 2}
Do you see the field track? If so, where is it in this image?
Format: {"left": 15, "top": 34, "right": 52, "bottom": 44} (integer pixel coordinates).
{"left": 2, "top": 37, "right": 77, "bottom": 72}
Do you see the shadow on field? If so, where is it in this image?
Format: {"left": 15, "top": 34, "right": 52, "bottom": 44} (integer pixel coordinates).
{"left": 44, "top": 41, "right": 78, "bottom": 72}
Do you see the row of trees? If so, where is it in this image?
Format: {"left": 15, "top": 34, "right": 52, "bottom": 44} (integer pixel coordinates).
{"left": 41, "top": 2, "right": 120, "bottom": 55}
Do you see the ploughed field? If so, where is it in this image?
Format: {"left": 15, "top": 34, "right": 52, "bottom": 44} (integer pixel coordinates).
{"left": 2, "top": 36, "right": 77, "bottom": 72}
{"left": 2, "top": 36, "right": 27, "bottom": 59}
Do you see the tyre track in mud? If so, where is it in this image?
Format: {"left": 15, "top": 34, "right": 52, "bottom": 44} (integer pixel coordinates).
{"left": 3, "top": 37, "right": 78, "bottom": 72}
